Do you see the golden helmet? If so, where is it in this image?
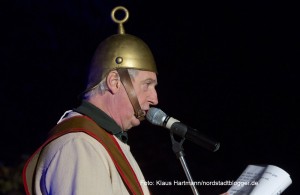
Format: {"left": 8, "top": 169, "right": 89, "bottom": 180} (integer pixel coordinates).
{"left": 85, "top": 6, "right": 157, "bottom": 92}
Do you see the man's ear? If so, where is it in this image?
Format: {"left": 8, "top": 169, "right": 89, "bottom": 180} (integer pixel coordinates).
{"left": 106, "top": 70, "right": 120, "bottom": 94}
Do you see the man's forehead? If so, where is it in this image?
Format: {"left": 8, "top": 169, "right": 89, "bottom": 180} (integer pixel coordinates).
{"left": 136, "top": 70, "right": 157, "bottom": 83}
{"left": 136, "top": 70, "right": 157, "bottom": 76}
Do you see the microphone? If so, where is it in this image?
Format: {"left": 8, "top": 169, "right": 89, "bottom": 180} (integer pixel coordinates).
{"left": 146, "top": 107, "right": 220, "bottom": 152}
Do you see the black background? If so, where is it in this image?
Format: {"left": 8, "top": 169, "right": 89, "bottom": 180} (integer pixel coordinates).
{"left": 1, "top": 0, "right": 299, "bottom": 194}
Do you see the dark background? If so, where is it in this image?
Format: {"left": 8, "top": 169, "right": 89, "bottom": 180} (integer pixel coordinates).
{"left": 1, "top": 0, "right": 299, "bottom": 194}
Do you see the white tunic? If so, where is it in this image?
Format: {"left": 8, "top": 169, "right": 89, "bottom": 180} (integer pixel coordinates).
{"left": 33, "top": 113, "right": 150, "bottom": 195}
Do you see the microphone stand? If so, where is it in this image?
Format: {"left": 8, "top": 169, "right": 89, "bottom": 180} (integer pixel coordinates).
{"left": 170, "top": 133, "right": 199, "bottom": 195}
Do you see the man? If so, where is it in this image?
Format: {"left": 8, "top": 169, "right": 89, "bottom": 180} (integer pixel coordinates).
{"left": 23, "top": 6, "right": 157, "bottom": 195}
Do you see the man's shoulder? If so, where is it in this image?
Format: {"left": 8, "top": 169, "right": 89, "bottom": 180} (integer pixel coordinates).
{"left": 41, "top": 131, "right": 106, "bottom": 160}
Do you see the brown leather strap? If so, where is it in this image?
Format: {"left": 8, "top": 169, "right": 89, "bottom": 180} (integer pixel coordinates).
{"left": 117, "top": 69, "right": 145, "bottom": 120}
{"left": 23, "top": 116, "right": 144, "bottom": 195}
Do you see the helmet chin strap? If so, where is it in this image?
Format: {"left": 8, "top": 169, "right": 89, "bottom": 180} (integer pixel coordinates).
{"left": 117, "top": 69, "right": 146, "bottom": 121}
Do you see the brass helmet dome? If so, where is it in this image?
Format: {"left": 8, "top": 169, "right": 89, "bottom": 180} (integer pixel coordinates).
{"left": 85, "top": 6, "right": 157, "bottom": 92}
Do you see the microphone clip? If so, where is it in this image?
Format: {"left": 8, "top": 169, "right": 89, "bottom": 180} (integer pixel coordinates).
{"left": 170, "top": 132, "right": 186, "bottom": 158}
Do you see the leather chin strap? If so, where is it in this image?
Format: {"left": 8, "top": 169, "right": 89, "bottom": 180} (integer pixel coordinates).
{"left": 117, "top": 69, "right": 146, "bottom": 121}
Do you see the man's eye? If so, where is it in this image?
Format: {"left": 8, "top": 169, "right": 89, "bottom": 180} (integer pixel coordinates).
{"left": 143, "top": 83, "right": 150, "bottom": 89}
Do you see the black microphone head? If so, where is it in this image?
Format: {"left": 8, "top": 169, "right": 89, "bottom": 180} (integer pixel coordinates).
{"left": 146, "top": 107, "right": 167, "bottom": 126}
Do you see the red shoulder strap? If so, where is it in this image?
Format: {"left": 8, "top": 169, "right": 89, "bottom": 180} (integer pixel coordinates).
{"left": 23, "top": 116, "right": 143, "bottom": 195}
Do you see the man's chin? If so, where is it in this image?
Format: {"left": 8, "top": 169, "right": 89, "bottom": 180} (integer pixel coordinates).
{"left": 132, "top": 118, "right": 141, "bottom": 127}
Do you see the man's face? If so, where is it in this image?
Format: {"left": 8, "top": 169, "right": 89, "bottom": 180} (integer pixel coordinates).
{"left": 119, "top": 70, "right": 158, "bottom": 130}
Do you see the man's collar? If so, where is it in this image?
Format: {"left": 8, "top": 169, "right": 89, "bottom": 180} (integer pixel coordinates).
{"left": 73, "top": 100, "right": 128, "bottom": 143}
